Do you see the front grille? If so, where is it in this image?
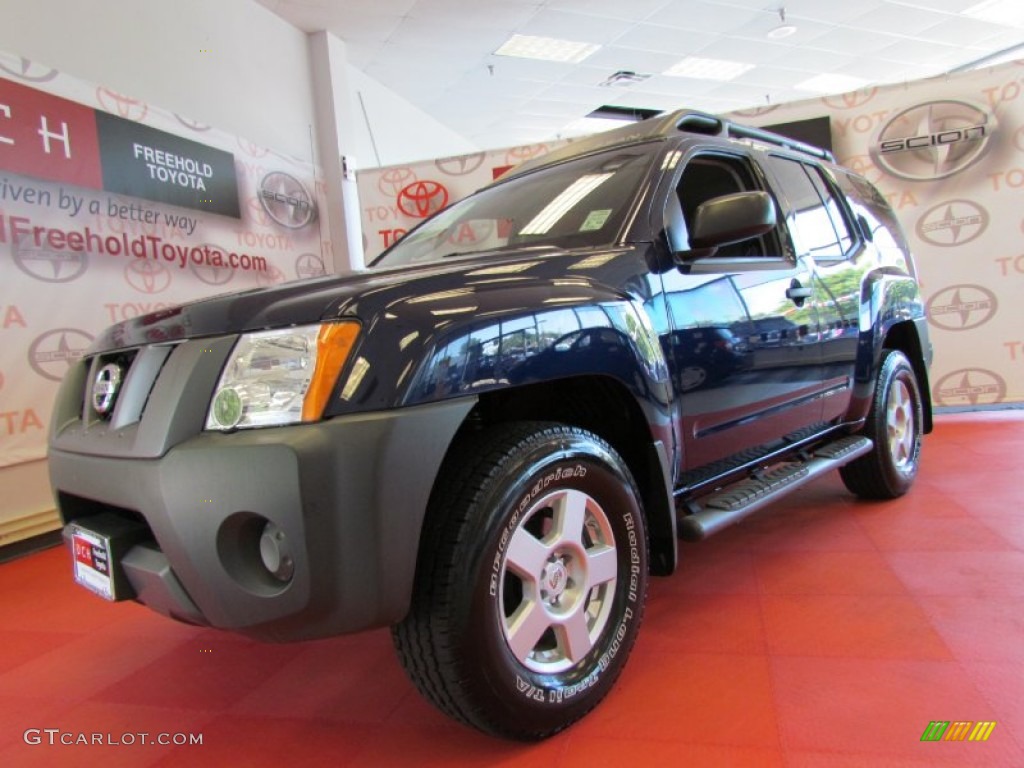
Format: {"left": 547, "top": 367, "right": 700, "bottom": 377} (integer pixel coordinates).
{"left": 81, "top": 345, "right": 175, "bottom": 431}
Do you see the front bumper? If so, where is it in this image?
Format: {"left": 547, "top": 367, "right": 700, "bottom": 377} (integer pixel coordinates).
{"left": 51, "top": 387, "right": 473, "bottom": 641}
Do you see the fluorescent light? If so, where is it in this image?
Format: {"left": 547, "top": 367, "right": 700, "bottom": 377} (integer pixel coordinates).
{"left": 520, "top": 173, "right": 612, "bottom": 235}
{"left": 663, "top": 56, "right": 754, "bottom": 81}
{"left": 963, "top": 0, "right": 1024, "bottom": 26}
{"left": 494, "top": 34, "right": 600, "bottom": 63}
{"left": 795, "top": 73, "right": 871, "bottom": 93}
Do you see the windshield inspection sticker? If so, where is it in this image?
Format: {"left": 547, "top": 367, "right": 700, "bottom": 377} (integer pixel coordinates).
{"left": 580, "top": 209, "right": 612, "bottom": 231}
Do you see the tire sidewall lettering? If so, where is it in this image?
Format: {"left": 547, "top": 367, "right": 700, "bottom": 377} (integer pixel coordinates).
{"left": 472, "top": 448, "right": 644, "bottom": 713}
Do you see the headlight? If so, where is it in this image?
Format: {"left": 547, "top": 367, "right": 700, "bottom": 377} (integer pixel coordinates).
{"left": 205, "top": 322, "right": 360, "bottom": 430}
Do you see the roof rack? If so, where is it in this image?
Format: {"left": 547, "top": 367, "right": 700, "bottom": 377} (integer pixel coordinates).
{"left": 499, "top": 107, "right": 834, "bottom": 181}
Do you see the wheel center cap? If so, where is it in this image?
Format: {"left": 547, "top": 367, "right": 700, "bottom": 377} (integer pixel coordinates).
{"left": 543, "top": 560, "right": 568, "bottom": 598}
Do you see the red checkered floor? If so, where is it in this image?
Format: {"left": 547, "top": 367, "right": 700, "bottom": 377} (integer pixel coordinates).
{"left": 1, "top": 411, "right": 1022, "bottom": 767}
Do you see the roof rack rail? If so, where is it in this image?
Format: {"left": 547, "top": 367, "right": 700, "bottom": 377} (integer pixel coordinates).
{"left": 672, "top": 109, "right": 834, "bottom": 162}
{"left": 499, "top": 107, "right": 835, "bottom": 182}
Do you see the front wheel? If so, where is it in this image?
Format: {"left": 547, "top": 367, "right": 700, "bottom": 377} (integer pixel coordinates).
{"left": 393, "top": 422, "right": 648, "bottom": 740}
{"left": 840, "top": 349, "right": 924, "bottom": 499}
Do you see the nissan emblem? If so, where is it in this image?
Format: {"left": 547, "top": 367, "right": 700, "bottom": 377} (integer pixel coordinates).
{"left": 92, "top": 363, "right": 123, "bottom": 416}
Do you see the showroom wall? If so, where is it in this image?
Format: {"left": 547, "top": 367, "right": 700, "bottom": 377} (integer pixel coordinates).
{"left": 723, "top": 62, "right": 1024, "bottom": 411}
{"left": 0, "top": 0, "right": 481, "bottom": 546}
{"left": 357, "top": 60, "right": 1024, "bottom": 412}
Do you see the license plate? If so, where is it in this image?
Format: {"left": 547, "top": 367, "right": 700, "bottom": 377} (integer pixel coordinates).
{"left": 70, "top": 526, "right": 116, "bottom": 601}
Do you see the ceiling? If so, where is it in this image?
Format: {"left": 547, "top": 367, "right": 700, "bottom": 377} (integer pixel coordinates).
{"left": 254, "top": 0, "right": 1024, "bottom": 151}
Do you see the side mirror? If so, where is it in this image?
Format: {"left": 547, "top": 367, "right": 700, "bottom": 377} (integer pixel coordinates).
{"left": 689, "top": 191, "right": 776, "bottom": 250}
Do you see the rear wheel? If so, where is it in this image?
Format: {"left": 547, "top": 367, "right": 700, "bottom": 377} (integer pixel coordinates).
{"left": 393, "top": 422, "right": 648, "bottom": 740}
{"left": 840, "top": 349, "right": 923, "bottom": 499}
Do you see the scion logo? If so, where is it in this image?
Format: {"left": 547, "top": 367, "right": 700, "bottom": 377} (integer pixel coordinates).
{"left": 258, "top": 171, "right": 316, "bottom": 229}
{"left": 13, "top": 237, "right": 88, "bottom": 283}
{"left": 124, "top": 260, "right": 172, "bottom": 294}
{"left": 96, "top": 88, "right": 148, "bottom": 122}
{"left": 191, "top": 245, "right": 235, "bottom": 286}
{"left": 915, "top": 200, "right": 989, "bottom": 247}
{"left": 435, "top": 152, "right": 486, "bottom": 176}
{"left": 0, "top": 55, "right": 58, "bottom": 82}
{"left": 246, "top": 196, "right": 273, "bottom": 228}
{"left": 871, "top": 100, "right": 994, "bottom": 181}
{"left": 377, "top": 167, "right": 416, "bottom": 197}
{"left": 397, "top": 180, "right": 449, "bottom": 219}
{"left": 933, "top": 368, "right": 1006, "bottom": 407}
{"left": 28, "top": 329, "right": 93, "bottom": 381}
{"left": 823, "top": 88, "right": 878, "bottom": 110}
{"left": 926, "top": 285, "right": 997, "bottom": 331}
{"left": 295, "top": 253, "right": 326, "bottom": 280}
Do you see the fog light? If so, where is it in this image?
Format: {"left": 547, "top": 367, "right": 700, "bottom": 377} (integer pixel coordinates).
{"left": 259, "top": 522, "right": 294, "bottom": 583}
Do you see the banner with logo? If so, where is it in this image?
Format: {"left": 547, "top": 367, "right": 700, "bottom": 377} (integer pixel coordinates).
{"left": 358, "top": 61, "right": 1023, "bottom": 408}
{"left": 0, "top": 51, "right": 330, "bottom": 468}
{"left": 357, "top": 142, "right": 568, "bottom": 260}
{"left": 721, "top": 60, "right": 1024, "bottom": 408}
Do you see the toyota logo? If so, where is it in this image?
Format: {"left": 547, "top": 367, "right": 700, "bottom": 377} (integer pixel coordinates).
{"left": 258, "top": 171, "right": 316, "bottom": 229}
{"left": 92, "top": 363, "right": 123, "bottom": 416}
{"left": 124, "top": 260, "right": 172, "bottom": 294}
{"left": 377, "top": 167, "right": 417, "bottom": 197}
{"left": 915, "top": 200, "right": 989, "bottom": 247}
{"left": 0, "top": 55, "right": 58, "bottom": 82}
{"left": 505, "top": 144, "right": 549, "bottom": 167}
{"left": 871, "top": 100, "right": 995, "bottom": 181}
{"left": 191, "top": 245, "right": 236, "bottom": 286}
{"left": 933, "top": 368, "right": 1006, "bottom": 407}
{"left": 96, "top": 88, "right": 148, "bottom": 122}
{"left": 435, "top": 152, "right": 486, "bottom": 177}
{"left": 396, "top": 180, "right": 449, "bottom": 219}
{"left": 926, "top": 285, "right": 997, "bottom": 331}
{"left": 823, "top": 88, "right": 878, "bottom": 110}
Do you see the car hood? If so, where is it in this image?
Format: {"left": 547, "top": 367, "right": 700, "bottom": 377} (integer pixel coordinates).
{"left": 88, "top": 247, "right": 582, "bottom": 352}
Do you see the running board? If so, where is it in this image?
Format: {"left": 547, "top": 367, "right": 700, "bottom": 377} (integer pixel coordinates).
{"left": 676, "top": 436, "right": 873, "bottom": 541}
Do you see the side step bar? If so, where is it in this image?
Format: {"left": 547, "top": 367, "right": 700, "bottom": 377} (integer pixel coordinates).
{"left": 676, "top": 436, "right": 872, "bottom": 541}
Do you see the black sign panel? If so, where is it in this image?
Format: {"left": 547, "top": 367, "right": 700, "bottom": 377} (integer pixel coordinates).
{"left": 95, "top": 111, "right": 240, "bottom": 218}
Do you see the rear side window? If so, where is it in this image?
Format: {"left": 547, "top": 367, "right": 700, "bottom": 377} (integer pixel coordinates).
{"left": 766, "top": 157, "right": 855, "bottom": 260}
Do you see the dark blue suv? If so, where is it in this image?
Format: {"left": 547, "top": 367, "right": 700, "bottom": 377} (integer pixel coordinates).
{"left": 49, "top": 110, "right": 931, "bottom": 740}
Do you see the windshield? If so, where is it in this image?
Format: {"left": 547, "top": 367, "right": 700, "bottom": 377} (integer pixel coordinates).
{"left": 372, "top": 145, "right": 658, "bottom": 267}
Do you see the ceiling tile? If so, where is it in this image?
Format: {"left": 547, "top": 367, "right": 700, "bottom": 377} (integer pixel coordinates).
{"left": 546, "top": 0, "right": 674, "bottom": 22}
{"left": 612, "top": 24, "right": 709, "bottom": 55}
{"left": 845, "top": 2, "right": 949, "bottom": 34}
{"left": 647, "top": 1, "right": 763, "bottom": 34}
{"left": 517, "top": 9, "right": 643, "bottom": 44}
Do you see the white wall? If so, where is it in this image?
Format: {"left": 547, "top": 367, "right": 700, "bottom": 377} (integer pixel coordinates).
{"left": 0, "top": 0, "right": 316, "bottom": 161}
{"left": 346, "top": 66, "right": 480, "bottom": 167}
{"left": 0, "top": 0, "right": 321, "bottom": 543}
{"left": 0, "top": 0, "right": 485, "bottom": 546}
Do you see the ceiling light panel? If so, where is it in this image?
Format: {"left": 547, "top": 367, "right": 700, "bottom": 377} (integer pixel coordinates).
{"left": 795, "top": 73, "right": 872, "bottom": 93}
{"left": 495, "top": 34, "right": 601, "bottom": 63}
{"left": 963, "top": 0, "right": 1024, "bottom": 26}
{"left": 663, "top": 56, "right": 755, "bottom": 80}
